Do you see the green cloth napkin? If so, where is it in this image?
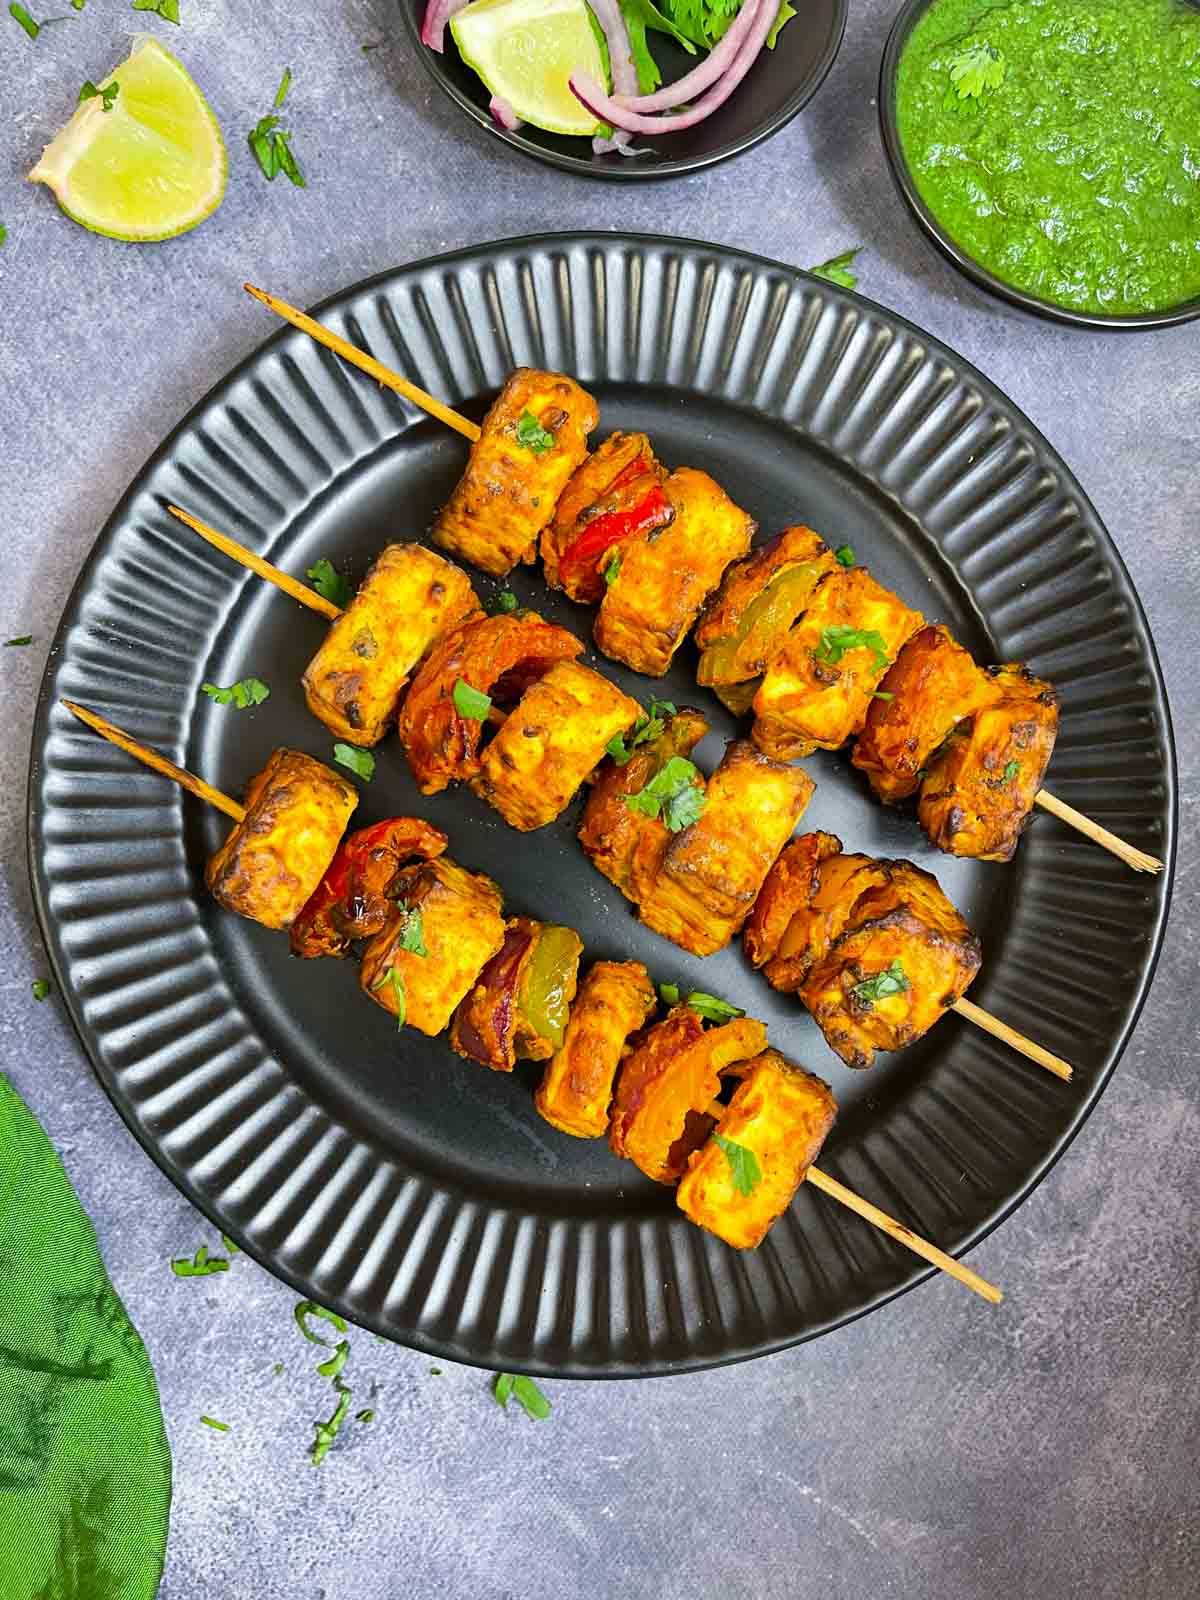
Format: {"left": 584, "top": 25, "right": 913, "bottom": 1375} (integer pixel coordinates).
{"left": 0, "top": 1072, "right": 172, "bottom": 1599}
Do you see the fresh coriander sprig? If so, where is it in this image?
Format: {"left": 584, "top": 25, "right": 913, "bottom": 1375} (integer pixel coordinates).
{"left": 493, "top": 1372, "right": 552, "bottom": 1420}
{"left": 947, "top": 41, "right": 1005, "bottom": 99}
{"left": 713, "top": 1134, "right": 762, "bottom": 1196}
{"left": 31, "top": 978, "right": 51, "bottom": 1002}
{"left": 624, "top": 755, "right": 705, "bottom": 832}
{"left": 605, "top": 697, "right": 677, "bottom": 765}
{"left": 849, "top": 959, "right": 911, "bottom": 1009}
{"left": 201, "top": 677, "right": 270, "bottom": 709}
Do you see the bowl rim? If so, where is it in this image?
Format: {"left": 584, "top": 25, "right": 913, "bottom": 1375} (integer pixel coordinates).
{"left": 398, "top": 0, "right": 849, "bottom": 182}
{"left": 877, "top": 0, "right": 1200, "bottom": 331}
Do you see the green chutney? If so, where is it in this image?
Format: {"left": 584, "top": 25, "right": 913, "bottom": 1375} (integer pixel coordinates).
{"left": 895, "top": 0, "right": 1200, "bottom": 315}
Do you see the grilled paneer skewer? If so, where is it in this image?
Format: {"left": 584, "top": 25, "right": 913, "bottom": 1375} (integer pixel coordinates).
{"left": 360, "top": 856, "right": 505, "bottom": 1035}
{"left": 918, "top": 664, "right": 1060, "bottom": 861}
{"left": 451, "top": 917, "right": 584, "bottom": 1071}
{"left": 205, "top": 749, "right": 358, "bottom": 931}
{"left": 432, "top": 369, "right": 597, "bottom": 577}
{"left": 290, "top": 816, "right": 449, "bottom": 958}
{"left": 301, "top": 543, "right": 481, "bottom": 745}
{"left": 677, "top": 1051, "right": 837, "bottom": 1249}
{"left": 746, "top": 834, "right": 981, "bottom": 1068}
{"left": 535, "top": 959, "right": 657, "bottom": 1137}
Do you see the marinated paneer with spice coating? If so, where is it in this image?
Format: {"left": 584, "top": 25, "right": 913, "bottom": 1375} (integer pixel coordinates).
{"left": 852, "top": 625, "right": 1001, "bottom": 805}
{"left": 918, "top": 664, "right": 1059, "bottom": 861}
{"left": 301, "top": 544, "right": 480, "bottom": 745}
{"left": 534, "top": 960, "right": 657, "bottom": 1138}
{"left": 541, "top": 431, "right": 673, "bottom": 604}
{"left": 677, "top": 1052, "right": 837, "bottom": 1249}
{"left": 451, "top": 918, "right": 583, "bottom": 1071}
{"left": 594, "top": 467, "right": 755, "bottom": 677}
{"left": 432, "top": 369, "right": 597, "bottom": 576}
{"left": 744, "top": 833, "right": 887, "bottom": 993}
{"left": 290, "top": 816, "right": 448, "bottom": 958}
{"left": 471, "top": 660, "right": 642, "bottom": 830}
{"left": 360, "top": 856, "right": 504, "bottom": 1035}
{"left": 205, "top": 748, "right": 358, "bottom": 931}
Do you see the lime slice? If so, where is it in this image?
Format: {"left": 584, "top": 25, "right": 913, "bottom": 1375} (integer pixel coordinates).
{"left": 28, "top": 37, "right": 227, "bottom": 241}
{"left": 451, "top": 0, "right": 606, "bottom": 138}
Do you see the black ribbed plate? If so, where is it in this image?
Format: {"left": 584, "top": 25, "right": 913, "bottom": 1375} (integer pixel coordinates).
{"left": 29, "top": 234, "right": 1175, "bottom": 1377}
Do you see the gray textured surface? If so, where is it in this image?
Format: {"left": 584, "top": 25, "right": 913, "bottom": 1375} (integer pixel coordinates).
{"left": 1, "top": 2, "right": 1196, "bottom": 1596}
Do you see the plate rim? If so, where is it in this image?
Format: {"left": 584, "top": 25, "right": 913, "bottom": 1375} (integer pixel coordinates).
{"left": 27, "top": 230, "right": 1178, "bottom": 1377}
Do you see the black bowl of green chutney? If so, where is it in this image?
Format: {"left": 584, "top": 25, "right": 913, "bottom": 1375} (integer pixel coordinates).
{"left": 879, "top": 0, "right": 1200, "bottom": 329}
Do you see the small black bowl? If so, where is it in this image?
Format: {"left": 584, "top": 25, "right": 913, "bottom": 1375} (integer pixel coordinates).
{"left": 400, "top": 0, "right": 847, "bottom": 181}
{"left": 878, "top": 0, "right": 1200, "bottom": 330}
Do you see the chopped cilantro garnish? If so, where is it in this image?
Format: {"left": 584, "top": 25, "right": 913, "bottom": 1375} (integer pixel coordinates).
{"left": 371, "top": 964, "right": 406, "bottom": 1029}
{"left": 658, "top": 982, "right": 681, "bottom": 1006}
{"left": 515, "top": 411, "right": 555, "bottom": 453}
{"left": 200, "top": 1415, "right": 229, "bottom": 1432}
{"left": 274, "top": 66, "right": 292, "bottom": 107}
{"left": 713, "top": 1135, "right": 762, "bottom": 1196}
{"left": 849, "top": 959, "right": 911, "bottom": 1008}
{"left": 311, "top": 1374, "right": 352, "bottom": 1466}
{"left": 814, "top": 624, "right": 890, "bottom": 673}
{"left": 625, "top": 755, "right": 705, "bottom": 832}
{"left": 171, "top": 1243, "right": 231, "bottom": 1277}
{"left": 606, "top": 697, "right": 677, "bottom": 765}
{"left": 603, "top": 551, "right": 622, "bottom": 586}
{"left": 221, "top": 1233, "right": 240, "bottom": 1255}
{"left": 493, "top": 1372, "right": 551, "bottom": 1420}
{"left": 201, "top": 677, "right": 270, "bottom": 709}
{"left": 872, "top": 690, "right": 895, "bottom": 702}
{"left": 429, "top": 1367, "right": 442, "bottom": 1376}
{"left": 248, "top": 108, "right": 305, "bottom": 186}
{"left": 452, "top": 678, "right": 492, "bottom": 721}
{"left": 490, "top": 588, "right": 519, "bottom": 614}
{"left": 272, "top": 1363, "right": 285, "bottom": 1376}
{"left": 356, "top": 1408, "right": 375, "bottom": 1423}
{"left": 132, "top": 0, "right": 179, "bottom": 19}
{"left": 9, "top": 3, "right": 41, "bottom": 38}
{"left": 808, "top": 248, "right": 863, "bottom": 291}
{"left": 0, "top": 226, "right": 7, "bottom": 247}
{"left": 294, "top": 1301, "right": 348, "bottom": 1346}
{"left": 79, "top": 79, "right": 119, "bottom": 111}
{"left": 31, "top": 979, "right": 50, "bottom": 1002}
{"left": 317, "top": 1339, "right": 349, "bottom": 1381}
{"left": 834, "top": 544, "right": 855, "bottom": 566}
{"left": 1002, "top": 758, "right": 1020, "bottom": 783}
{"left": 685, "top": 992, "right": 745, "bottom": 1024}
{"left": 333, "top": 743, "right": 375, "bottom": 781}
{"left": 947, "top": 41, "right": 1005, "bottom": 99}
{"left": 5, "top": 634, "right": 32, "bottom": 646}
{"left": 394, "top": 902, "right": 428, "bottom": 957}
{"left": 306, "top": 558, "right": 353, "bottom": 608}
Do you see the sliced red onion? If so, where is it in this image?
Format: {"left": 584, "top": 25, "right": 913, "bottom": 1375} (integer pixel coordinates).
{"left": 614, "top": 0, "right": 766, "bottom": 112}
{"left": 585, "top": 0, "right": 638, "bottom": 154}
{"left": 489, "top": 93, "right": 522, "bottom": 130}
{"left": 420, "top": 0, "right": 469, "bottom": 52}
{"left": 569, "top": 0, "right": 774, "bottom": 136}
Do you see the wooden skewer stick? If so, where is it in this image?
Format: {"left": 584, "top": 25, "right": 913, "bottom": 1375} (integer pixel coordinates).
{"left": 169, "top": 502, "right": 1075, "bottom": 1083}
{"left": 245, "top": 285, "right": 1165, "bottom": 881}
{"left": 61, "top": 700, "right": 245, "bottom": 821}
{"left": 243, "top": 284, "right": 482, "bottom": 444}
{"left": 57, "top": 699, "right": 1002, "bottom": 1303}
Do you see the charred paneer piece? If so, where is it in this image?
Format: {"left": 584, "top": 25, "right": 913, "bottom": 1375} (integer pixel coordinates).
{"left": 752, "top": 568, "right": 924, "bottom": 760}
{"left": 852, "top": 625, "right": 1000, "bottom": 804}
{"left": 301, "top": 544, "right": 481, "bottom": 746}
{"left": 360, "top": 857, "right": 504, "bottom": 1036}
{"left": 577, "top": 706, "right": 710, "bottom": 906}
{"left": 290, "top": 816, "right": 448, "bottom": 958}
{"left": 541, "top": 432, "right": 672, "bottom": 603}
{"left": 917, "top": 664, "right": 1059, "bottom": 861}
{"left": 535, "top": 960, "right": 657, "bottom": 1138}
{"left": 639, "top": 741, "right": 814, "bottom": 957}
{"left": 609, "top": 1009, "right": 768, "bottom": 1184}
{"left": 695, "top": 527, "right": 839, "bottom": 700}
{"left": 471, "top": 661, "right": 642, "bottom": 831}
{"left": 432, "top": 369, "right": 597, "bottom": 576}
{"left": 594, "top": 467, "right": 755, "bottom": 676}
{"left": 742, "top": 830, "right": 864, "bottom": 991}
{"left": 801, "top": 860, "right": 981, "bottom": 1068}
{"left": 676, "top": 1051, "right": 836, "bottom": 1249}
{"left": 206, "top": 749, "right": 357, "bottom": 932}
{"left": 451, "top": 918, "right": 583, "bottom": 1071}
{"left": 397, "top": 611, "right": 581, "bottom": 794}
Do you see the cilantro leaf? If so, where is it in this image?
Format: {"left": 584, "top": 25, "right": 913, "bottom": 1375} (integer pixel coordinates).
{"left": 1002, "top": 758, "right": 1020, "bottom": 783}
{"left": 31, "top": 979, "right": 50, "bottom": 1002}
{"left": 490, "top": 588, "right": 519, "bottom": 614}
{"left": 849, "top": 959, "right": 911, "bottom": 1008}
{"left": 311, "top": 1373, "right": 352, "bottom": 1466}
{"left": 835, "top": 544, "right": 855, "bottom": 566}
{"left": 0, "top": 226, "right": 7, "bottom": 247}
{"left": 452, "top": 678, "right": 492, "bottom": 721}
{"left": 713, "top": 1134, "right": 763, "bottom": 1196}
{"left": 686, "top": 991, "right": 745, "bottom": 1023}
{"left": 493, "top": 1372, "right": 551, "bottom": 1419}
{"left": 606, "top": 697, "right": 677, "bottom": 765}
{"left": 272, "top": 1362, "right": 285, "bottom": 1376}
{"left": 171, "top": 1243, "right": 231, "bottom": 1277}
{"left": 356, "top": 1408, "right": 375, "bottom": 1423}
{"left": 200, "top": 1415, "right": 229, "bottom": 1432}
{"left": 306, "top": 558, "right": 353, "bottom": 608}
{"left": 808, "top": 248, "right": 863, "bottom": 290}
{"left": 274, "top": 66, "right": 292, "bottom": 108}
{"left": 201, "top": 677, "right": 270, "bottom": 709}
{"left": 9, "top": 3, "right": 40, "bottom": 37}
{"left": 221, "top": 1233, "right": 240, "bottom": 1255}
{"left": 371, "top": 963, "right": 406, "bottom": 1029}
{"left": 132, "top": 0, "right": 179, "bottom": 20}
{"left": 5, "top": 634, "right": 32, "bottom": 646}
{"left": 394, "top": 903, "right": 428, "bottom": 957}
{"left": 603, "top": 550, "right": 622, "bottom": 587}
{"left": 333, "top": 743, "right": 375, "bottom": 781}
{"left": 947, "top": 41, "right": 1005, "bottom": 99}
{"left": 79, "top": 79, "right": 119, "bottom": 111}
{"left": 872, "top": 690, "right": 894, "bottom": 702}
{"left": 316, "top": 1339, "right": 349, "bottom": 1381}
{"left": 765, "top": 0, "right": 794, "bottom": 48}
{"left": 294, "top": 1301, "right": 348, "bottom": 1345}
{"left": 814, "top": 624, "right": 890, "bottom": 673}
{"left": 515, "top": 411, "right": 555, "bottom": 453}
{"left": 624, "top": 755, "right": 705, "bottom": 832}
{"left": 618, "top": 0, "right": 696, "bottom": 94}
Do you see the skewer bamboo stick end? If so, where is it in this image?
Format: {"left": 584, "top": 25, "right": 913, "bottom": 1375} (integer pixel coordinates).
{"left": 1035, "top": 788, "right": 1164, "bottom": 875}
